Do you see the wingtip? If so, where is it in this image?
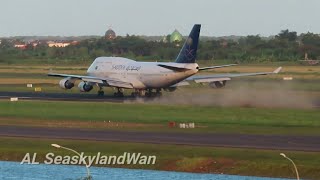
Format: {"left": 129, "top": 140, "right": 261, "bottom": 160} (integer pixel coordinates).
{"left": 273, "top": 67, "right": 282, "bottom": 74}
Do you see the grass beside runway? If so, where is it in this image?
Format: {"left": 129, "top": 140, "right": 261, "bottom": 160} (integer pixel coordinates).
{"left": 0, "top": 137, "right": 319, "bottom": 179}
{"left": 0, "top": 101, "right": 320, "bottom": 135}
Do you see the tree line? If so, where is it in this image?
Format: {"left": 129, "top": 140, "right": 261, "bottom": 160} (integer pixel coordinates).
{"left": 0, "top": 30, "right": 320, "bottom": 64}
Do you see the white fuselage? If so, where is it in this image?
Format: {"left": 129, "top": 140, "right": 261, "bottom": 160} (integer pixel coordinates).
{"left": 87, "top": 57, "right": 199, "bottom": 89}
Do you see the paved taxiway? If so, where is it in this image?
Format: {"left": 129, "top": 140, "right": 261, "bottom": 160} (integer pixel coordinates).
{"left": 1, "top": 126, "right": 319, "bottom": 152}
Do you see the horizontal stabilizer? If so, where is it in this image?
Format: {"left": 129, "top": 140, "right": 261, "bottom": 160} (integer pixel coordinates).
{"left": 157, "top": 64, "right": 191, "bottom": 72}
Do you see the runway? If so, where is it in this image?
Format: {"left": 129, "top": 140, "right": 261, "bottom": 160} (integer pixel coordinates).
{"left": 1, "top": 125, "right": 320, "bottom": 152}
{"left": 0, "top": 91, "right": 131, "bottom": 102}
{"left": 1, "top": 91, "right": 320, "bottom": 108}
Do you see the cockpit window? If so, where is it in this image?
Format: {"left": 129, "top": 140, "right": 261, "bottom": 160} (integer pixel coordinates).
{"left": 95, "top": 66, "right": 98, "bottom": 70}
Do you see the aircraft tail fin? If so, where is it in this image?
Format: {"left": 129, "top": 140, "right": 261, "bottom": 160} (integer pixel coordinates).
{"left": 175, "top": 24, "right": 201, "bottom": 63}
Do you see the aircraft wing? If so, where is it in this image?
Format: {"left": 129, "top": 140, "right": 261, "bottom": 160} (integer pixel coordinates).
{"left": 186, "top": 67, "right": 282, "bottom": 83}
{"left": 48, "top": 73, "right": 133, "bottom": 88}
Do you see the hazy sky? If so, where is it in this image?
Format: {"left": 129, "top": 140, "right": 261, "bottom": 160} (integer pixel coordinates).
{"left": 0, "top": 0, "right": 319, "bottom": 37}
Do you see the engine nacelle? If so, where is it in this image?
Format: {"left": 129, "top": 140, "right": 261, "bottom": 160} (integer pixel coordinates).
{"left": 59, "top": 78, "right": 74, "bottom": 89}
{"left": 78, "top": 81, "right": 93, "bottom": 92}
{"left": 209, "top": 81, "right": 227, "bottom": 88}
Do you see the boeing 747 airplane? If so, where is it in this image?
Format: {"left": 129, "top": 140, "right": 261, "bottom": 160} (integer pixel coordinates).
{"left": 49, "top": 24, "right": 281, "bottom": 97}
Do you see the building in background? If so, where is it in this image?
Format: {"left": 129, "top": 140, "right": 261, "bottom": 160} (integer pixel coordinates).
{"left": 47, "top": 41, "right": 71, "bottom": 48}
{"left": 14, "top": 44, "right": 27, "bottom": 49}
{"left": 170, "top": 29, "right": 183, "bottom": 46}
{"left": 105, "top": 28, "right": 116, "bottom": 40}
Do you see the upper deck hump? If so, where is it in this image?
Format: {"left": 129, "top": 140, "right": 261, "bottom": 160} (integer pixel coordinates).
{"left": 94, "top": 57, "right": 136, "bottom": 63}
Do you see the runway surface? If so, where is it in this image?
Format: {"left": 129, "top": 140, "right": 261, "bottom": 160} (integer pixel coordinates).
{"left": 1, "top": 125, "right": 320, "bottom": 152}
{"left": 1, "top": 91, "right": 320, "bottom": 107}
{"left": 0, "top": 91, "right": 130, "bottom": 102}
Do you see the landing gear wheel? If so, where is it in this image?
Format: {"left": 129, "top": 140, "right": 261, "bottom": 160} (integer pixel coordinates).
{"left": 155, "top": 89, "right": 162, "bottom": 97}
{"left": 114, "top": 92, "right": 124, "bottom": 97}
{"left": 113, "top": 88, "right": 124, "bottom": 97}
{"left": 139, "top": 90, "right": 145, "bottom": 97}
{"left": 98, "top": 90, "right": 104, "bottom": 96}
{"left": 131, "top": 92, "right": 138, "bottom": 98}
{"left": 156, "top": 92, "right": 162, "bottom": 97}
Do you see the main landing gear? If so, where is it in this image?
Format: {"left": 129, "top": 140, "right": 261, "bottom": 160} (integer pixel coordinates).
{"left": 97, "top": 87, "right": 104, "bottom": 96}
{"left": 97, "top": 87, "right": 124, "bottom": 97}
{"left": 146, "top": 89, "right": 162, "bottom": 97}
{"left": 131, "top": 89, "right": 162, "bottom": 98}
{"left": 114, "top": 88, "right": 124, "bottom": 97}
{"left": 97, "top": 87, "right": 162, "bottom": 98}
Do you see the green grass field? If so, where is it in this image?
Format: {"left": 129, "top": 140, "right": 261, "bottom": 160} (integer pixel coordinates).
{"left": 0, "top": 101, "right": 319, "bottom": 135}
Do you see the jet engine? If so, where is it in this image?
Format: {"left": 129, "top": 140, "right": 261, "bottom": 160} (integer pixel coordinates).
{"left": 209, "top": 81, "right": 227, "bottom": 88}
{"left": 78, "top": 81, "right": 93, "bottom": 92}
{"left": 59, "top": 78, "right": 74, "bottom": 89}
